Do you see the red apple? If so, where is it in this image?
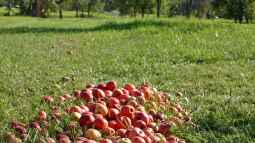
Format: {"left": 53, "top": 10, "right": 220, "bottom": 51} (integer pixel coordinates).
{"left": 74, "top": 90, "right": 81, "bottom": 98}
{"left": 39, "top": 111, "right": 47, "bottom": 120}
{"left": 108, "top": 108, "right": 120, "bottom": 120}
{"left": 126, "top": 127, "right": 145, "bottom": 138}
{"left": 96, "top": 82, "right": 107, "bottom": 90}
{"left": 158, "top": 122, "right": 171, "bottom": 135}
{"left": 79, "top": 113, "right": 95, "bottom": 127}
{"left": 93, "top": 88, "right": 105, "bottom": 98}
{"left": 143, "top": 136, "right": 152, "bottom": 143}
{"left": 120, "top": 105, "right": 135, "bottom": 119}
{"left": 100, "top": 139, "right": 113, "bottom": 143}
{"left": 124, "top": 83, "right": 136, "bottom": 92}
{"left": 134, "top": 111, "right": 150, "bottom": 125}
{"left": 117, "top": 116, "right": 132, "bottom": 128}
{"left": 121, "top": 88, "right": 129, "bottom": 95}
{"left": 130, "top": 90, "right": 143, "bottom": 97}
{"left": 106, "top": 80, "right": 117, "bottom": 91}
{"left": 133, "top": 120, "right": 147, "bottom": 129}
{"left": 109, "top": 120, "right": 124, "bottom": 130}
{"left": 130, "top": 136, "right": 146, "bottom": 143}
{"left": 42, "top": 96, "right": 54, "bottom": 103}
{"left": 69, "top": 106, "right": 82, "bottom": 113}
{"left": 94, "top": 117, "right": 108, "bottom": 129}
{"left": 108, "top": 97, "right": 120, "bottom": 108}
{"left": 104, "top": 90, "right": 113, "bottom": 97}
{"left": 113, "top": 89, "right": 123, "bottom": 97}
{"left": 117, "top": 94, "right": 130, "bottom": 104}
{"left": 81, "top": 89, "right": 93, "bottom": 102}
{"left": 116, "top": 129, "right": 127, "bottom": 137}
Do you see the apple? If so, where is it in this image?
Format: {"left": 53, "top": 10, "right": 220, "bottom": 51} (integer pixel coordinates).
{"left": 117, "top": 138, "right": 132, "bottom": 143}
{"left": 81, "top": 89, "right": 93, "bottom": 102}
{"left": 155, "top": 133, "right": 167, "bottom": 143}
{"left": 74, "top": 90, "right": 81, "bottom": 98}
{"left": 121, "top": 88, "right": 129, "bottom": 95}
{"left": 80, "top": 105, "right": 90, "bottom": 113}
{"left": 127, "top": 100, "right": 138, "bottom": 107}
{"left": 39, "top": 111, "right": 47, "bottom": 120}
{"left": 79, "top": 113, "right": 95, "bottom": 127}
{"left": 116, "top": 129, "right": 127, "bottom": 137}
{"left": 130, "top": 89, "right": 143, "bottom": 97}
{"left": 126, "top": 127, "right": 145, "bottom": 138}
{"left": 108, "top": 108, "right": 120, "bottom": 120}
{"left": 71, "top": 112, "right": 81, "bottom": 121}
{"left": 63, "top": 94, "right": 72, "bottom": 99}
{"left": 106, "top": 80, "right": 117, "bottom": 91}
{"left": 102, "top": 127, "right": 115, "bottom": 136}
{"left": 95, "top": 103, "right": 108, "bottom": 116}
{"left": 158, "top": 122, "right": 171, "bottom": 136}
{"left": 97, "top": 82, "right": 107, "bottom": 90}
{"left": 104, "top": 90, "right": 113, "bottom": 97}
{"left": 93, "top": 88, "right": 105, "bottom": 98}
{"left": 30, "top": 122, "right": 41, "bottom": 130}
{"left": 69, "top": 106, "right": 82, "bottom": 113}
{"left": 42, "top": 96, "right": 54, "bottom": 103}
{"left": 57, "top": 134, "right": 71, "bottom": 143}
{"left": 134, "top": 111, "right": 150, "bottom": 125}
{"left": 109, "top": 120, "right": 124, "bottom": 130}
{"left": 118, "top": 116, "right": 132, "bottom": 128}
{"left": 130, "top": 136, "right": 146, "bottom": 143}
{"left": 85, "top": 129, "right": 102, "bottom": 140}
{"left": 113, "top": 89, "right": 123, "bottom": 97}
{"left": 124, "top": 83, "right": 136, "bottom": 92}
{"left": 120, "top": 105, "right": 135, "bottom": 119}
{"left": 108, "top": 97, "right": 120, "bottom": 108}
{"left": 133, "top": 120, "right": 147, "bottom": 129}
{"left": 100, "top": 139, "right": 113, "bottom": 143}
{"left": 143, "top": 136, "right": 152, "bottom": 143}
{"left": 94, "top": 117, "right": 108, "bottom": 129}
{"left": 117, "top": 94, "right": 130, "bottom": 104}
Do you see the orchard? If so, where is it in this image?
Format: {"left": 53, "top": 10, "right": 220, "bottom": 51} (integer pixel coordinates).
{"left": 5, "top": 81, "right": 192, "bottom": 143}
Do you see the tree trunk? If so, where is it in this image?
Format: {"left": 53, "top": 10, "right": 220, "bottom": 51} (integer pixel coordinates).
{"left": 81, "top": 8, "right": 84, "bottom": 17}
{"left": 88, "top": 4, "right": 91, "bottom": 17}
{"left": 141, "top": 7, "right": 145, "bottom": 18}
{"left": 156, "top": 0, "right": 161, "bottom": 18}
{"left": 7, "top": 0, "right": 11, "bottom": 16}
{"left": 59, "top": 7, "right": 63, "bottom": 19}
{"left": 36, "top": 0, "right": 43, "bottom": 17}
{"left": 75, "top": 7, "right": 79, "bottom": 17}
{"left": 134, "top": 6, "right": 137, "bottom": 17}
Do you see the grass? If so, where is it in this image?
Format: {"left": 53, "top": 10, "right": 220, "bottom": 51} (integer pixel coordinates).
{"left": 0, "top": 14, "right": 255, "bottom": 142}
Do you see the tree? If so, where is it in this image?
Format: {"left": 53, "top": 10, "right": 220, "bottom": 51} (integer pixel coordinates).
{"left": 156, "top": 0, "right": 161, "bottom": 17}
{"left": 55, "top": 0, "right": 64, "bottom": 18}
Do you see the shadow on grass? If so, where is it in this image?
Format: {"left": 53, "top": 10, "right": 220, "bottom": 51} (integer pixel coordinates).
{"left": 0, "top": 20, "right": 215, "bottom": 34}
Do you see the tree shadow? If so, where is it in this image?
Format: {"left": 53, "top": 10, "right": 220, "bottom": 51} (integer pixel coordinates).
{"left": 0, "top": 20, "right": 212, "bottom": 34}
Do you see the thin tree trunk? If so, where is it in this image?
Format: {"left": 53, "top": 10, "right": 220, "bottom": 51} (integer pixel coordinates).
{"left": 88, "top": 4, "right": 91, "bottom": 17}
{"left": 59, "top": 3, "right": 63, "bottom": 19}
{"left": 156, "top": 0, "right": 161, "bottom": 18}
{"left": 75, "top": 7, "right": 79, "bottom": 17}
{"left": 141, "top": 7, "right": 145, "bottom": 18}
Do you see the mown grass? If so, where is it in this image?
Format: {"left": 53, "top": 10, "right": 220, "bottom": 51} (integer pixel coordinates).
{"left": 0, "top": 15, "right": 255, "bottom": 142}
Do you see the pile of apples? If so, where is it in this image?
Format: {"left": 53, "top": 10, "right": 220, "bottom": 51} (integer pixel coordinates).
{"left": 5, "top": 81, "right": 192, "bottom": 143}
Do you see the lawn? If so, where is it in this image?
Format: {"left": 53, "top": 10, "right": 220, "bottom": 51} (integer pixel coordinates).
{"left": 0, "top": 15, "right": 255, "bottom": 142}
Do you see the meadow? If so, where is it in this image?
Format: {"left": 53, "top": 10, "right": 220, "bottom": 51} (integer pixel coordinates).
{"left": 0, "top": 14, "right": 255, "bottom": 142}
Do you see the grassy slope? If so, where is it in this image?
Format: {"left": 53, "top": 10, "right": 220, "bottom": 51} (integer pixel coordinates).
{"left": 0, "top": 15, "right": 255, "bottom": 142}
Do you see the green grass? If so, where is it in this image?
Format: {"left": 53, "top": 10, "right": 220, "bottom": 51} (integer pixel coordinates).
{"left": 0, "top": 15, "right": 255, "bottom": 142}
